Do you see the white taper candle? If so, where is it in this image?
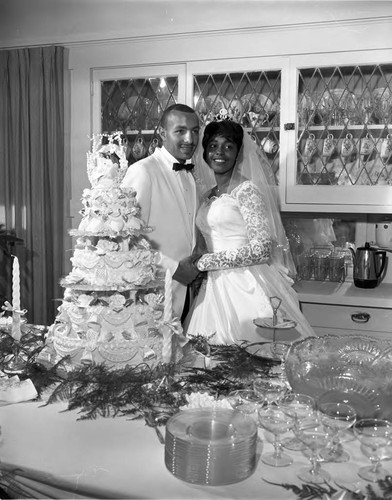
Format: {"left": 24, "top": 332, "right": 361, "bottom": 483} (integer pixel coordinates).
{"left": 12, "top": 256, "right": 21, "bottom": 312}
{"left": 162, "top": 269, "right": 173, "bottom": 363}
{"left": 12, "top": 255, "right": 22, "bottom": 341}
{"left": 164, "top": 269, "right": 173, "bottom": 322}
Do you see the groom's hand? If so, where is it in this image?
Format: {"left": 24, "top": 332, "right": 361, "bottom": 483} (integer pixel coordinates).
{"left": 173, "top": 255, "right": 204, "bottom": 286}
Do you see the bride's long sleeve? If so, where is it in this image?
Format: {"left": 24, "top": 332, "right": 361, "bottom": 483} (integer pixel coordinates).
{"left": 196, "top": 181, "right": 272, "bottom": 271}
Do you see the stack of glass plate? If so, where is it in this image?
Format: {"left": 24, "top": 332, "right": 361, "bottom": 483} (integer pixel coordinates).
{"left": 165, "top": 408, "right": 257, "bottom": 486}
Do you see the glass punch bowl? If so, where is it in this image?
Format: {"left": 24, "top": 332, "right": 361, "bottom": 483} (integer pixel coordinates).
{"left": 285, "top": 335, "right": 392, "bottom": 420}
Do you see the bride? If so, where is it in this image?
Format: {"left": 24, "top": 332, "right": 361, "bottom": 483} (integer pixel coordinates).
{"left": 184, "top": 119, "right": 314, "bottom": 345}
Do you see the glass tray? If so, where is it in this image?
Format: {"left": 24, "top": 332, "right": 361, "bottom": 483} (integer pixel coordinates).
{"left": 253, "top": 317, "right": 297, "bottom": 329}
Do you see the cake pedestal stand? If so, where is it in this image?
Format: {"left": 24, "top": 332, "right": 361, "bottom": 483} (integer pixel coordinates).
{"left": 251, "top": 296, "right": 297, "bottom": 362}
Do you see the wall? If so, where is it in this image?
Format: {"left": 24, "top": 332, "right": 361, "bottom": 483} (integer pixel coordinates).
{"left": 2, "top": 1, "right": 392, "bottom": 228}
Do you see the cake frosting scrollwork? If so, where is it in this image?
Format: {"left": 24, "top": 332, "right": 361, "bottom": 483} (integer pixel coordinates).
{"left": 96, "top": 239, "right": 120, "bottom": 255}
{"left": 52, "top": 323, "right": 84, "bottom": 359}
{"left": 108, "top": 212, "right": 125, "bottom": 233}
{"left": 79, "top": 328, "right": 100, "bottom": 364}
{"left": 144, "top": 292, "right": 164, "bottom": 308}
{"left": 97, "top": 341, "right": 141, "bottom": 364}
{"left": 108, "top": 293, "right": 126, "bottom": 312}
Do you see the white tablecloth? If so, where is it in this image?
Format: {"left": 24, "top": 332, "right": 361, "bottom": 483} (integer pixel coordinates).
{"left": 0, "top": 401, "right": 389, "bottom": 499}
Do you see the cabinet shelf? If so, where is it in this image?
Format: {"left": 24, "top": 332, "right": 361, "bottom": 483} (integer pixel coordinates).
{"left": 126, "top": 129, "right": 158, "bottom": 135}
{"left": 301, "top": 125, "right": 391, "bottom": 132}
{"left": 244, "top": 126, "right": 280, "bottom": 133}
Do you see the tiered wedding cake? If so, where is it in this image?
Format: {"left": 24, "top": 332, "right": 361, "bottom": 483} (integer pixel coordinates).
{"left": 40, "top": 133, "right": 184, "bottom": 370}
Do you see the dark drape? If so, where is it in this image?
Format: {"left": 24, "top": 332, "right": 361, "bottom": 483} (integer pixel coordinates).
{"left": 0, "top": 46, "right": 66, "bottom": 325}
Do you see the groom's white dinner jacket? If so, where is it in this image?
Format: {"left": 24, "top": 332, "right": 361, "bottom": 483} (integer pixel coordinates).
{"left": 121, "top": 146, "right": 198, "bottom": 318}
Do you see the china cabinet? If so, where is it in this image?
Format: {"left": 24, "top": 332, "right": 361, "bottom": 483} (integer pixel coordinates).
{"left": 92, "top": 51, "right": 392, "bottom": 213}
{"left": 285, "top": 50, "right": 392, "bottom": 212}
{"left": 187, "top": 58, "right": 287, "bottom": 185}
{"left": 92, "top": 64, "right": 186, "bottom": 164}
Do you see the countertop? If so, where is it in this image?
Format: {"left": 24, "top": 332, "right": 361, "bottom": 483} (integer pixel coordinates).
{"left": 294, "top": 279, "right": 392, "bottom": 309}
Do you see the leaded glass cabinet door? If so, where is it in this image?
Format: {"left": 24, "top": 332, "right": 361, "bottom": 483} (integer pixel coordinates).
{"left": 284, "top": 51, "right": 392, "bottom": 212}
{"left": 188, "top": 59, "right": 288, "bottom": 186}
{"left": 92, "top": 65, "right": 186, "bottom": 164}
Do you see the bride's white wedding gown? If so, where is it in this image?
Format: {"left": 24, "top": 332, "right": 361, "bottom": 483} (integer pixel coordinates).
{"left": 185, "top": 181, "right": 314, "bottom": 345}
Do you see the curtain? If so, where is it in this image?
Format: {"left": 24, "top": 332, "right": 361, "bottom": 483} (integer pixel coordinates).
{"left": 0, "top": 46, "right": 66, "bottom": 325}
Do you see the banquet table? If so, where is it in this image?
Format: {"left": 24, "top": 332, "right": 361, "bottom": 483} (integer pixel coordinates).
{"left": 0, "top": 400, "right": 390, "bottom": 500}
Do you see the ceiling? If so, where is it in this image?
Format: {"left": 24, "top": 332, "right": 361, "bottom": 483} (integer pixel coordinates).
{"left": 1, "top": 0, "right": 392, "bottom": 49}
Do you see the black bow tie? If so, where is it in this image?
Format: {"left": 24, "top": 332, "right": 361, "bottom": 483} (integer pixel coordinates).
{"left": 173, "top": 163, "right": 194, "bottom": 172}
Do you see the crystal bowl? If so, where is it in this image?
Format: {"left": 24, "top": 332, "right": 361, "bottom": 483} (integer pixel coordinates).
{"left": 285, "top": 335, "right": 392, "bottom": 420}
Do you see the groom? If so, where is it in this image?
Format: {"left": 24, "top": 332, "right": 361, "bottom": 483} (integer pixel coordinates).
{"left": 121, "top": 104, "right": 203, "bottom": 320}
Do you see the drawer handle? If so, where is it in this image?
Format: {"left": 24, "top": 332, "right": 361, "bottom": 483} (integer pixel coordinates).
{"left": 351, "top": 312, "right": 370, "bottom": 323}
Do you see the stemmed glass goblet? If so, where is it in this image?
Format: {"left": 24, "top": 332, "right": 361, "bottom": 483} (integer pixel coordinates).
{"left": 258, "top": 405, "right": 296, "bottom": 467}
{"left": 253, "top": 377, "right": 287, "bottom": 407}
{"left": 318, "top": 402, "right": 357, "bottom": 462}
{"left": 228, "top": 389, "right": 264, "bottom": 422}
{"left": 294, "top": 419, "right": 331, "bottom": 484}
{"left": 353, "top": 418, "right": 392, "bottom": 482}
{"left": 280, "top": 393, "right": 316, "bottom": 451}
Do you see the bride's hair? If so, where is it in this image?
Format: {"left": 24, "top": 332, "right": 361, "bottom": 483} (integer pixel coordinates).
{"left": 201, "top": 121, "right": 244, "bottom": 162}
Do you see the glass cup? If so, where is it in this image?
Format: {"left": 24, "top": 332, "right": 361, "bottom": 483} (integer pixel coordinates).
{"left": 328, "top": 254, "right": 346, "bottom": 282}
{"left": 353, "top": 419, "right": 392, "bottom": 482}
{"left": 318, "top": 402, "right": 357, "bottom": 462}
{"left": 280, "top": 393, "right": 316, "bottom": 451}
{"left": 294, "top": 420, "right": 331, "bottom": 484}
{"left": 313, "top": 253, "right": 330, "bottom": 281}
{"left": 228, "top": 389, "right": 264, "bottom": 422}
{"left": 258, "top": 405, "right": 296, "bottom": 467}
{"left": 253, "top": 377, "right": 287, "bottom": 407}
{"left": 296, "top": 252, "right": 314, "bottom": 280}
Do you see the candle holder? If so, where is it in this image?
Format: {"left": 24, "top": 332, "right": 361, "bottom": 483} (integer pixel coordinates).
{"left": 1, "top": 302, "right": 28, "bottom": 375}
{"left": 11, "top": 310, "right": 22, "bottom": 342}
{"left": 3, "top": 334, "right": 28, "bottom": 375}
{"left": 3, "top": 345, "right": 27, "bottom": 375}
{"left": 156, "top": 361, "right": 175, "bottom": 391}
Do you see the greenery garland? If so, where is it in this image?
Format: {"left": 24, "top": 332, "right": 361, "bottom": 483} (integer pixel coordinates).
{"left": 42, "top": 339, "right": 277, "bottom": 424}
{"left": 265, "top": 475, "right": 392, "bottom": 500}
{"left": 0, "top": 326, "right": 276, "bottom": 426}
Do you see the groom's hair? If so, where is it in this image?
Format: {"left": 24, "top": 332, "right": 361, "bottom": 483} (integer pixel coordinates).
{"left": 160, "top": 104, "right": 197, "bottom": 129}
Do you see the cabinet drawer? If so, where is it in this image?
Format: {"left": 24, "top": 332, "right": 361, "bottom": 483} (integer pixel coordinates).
{"left": 301, "top": 303, "right": 392, "bottom": 333}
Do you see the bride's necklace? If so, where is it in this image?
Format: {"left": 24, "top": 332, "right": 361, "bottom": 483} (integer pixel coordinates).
{"left": 214, "top": 180, "right": 230, "bottom": 196}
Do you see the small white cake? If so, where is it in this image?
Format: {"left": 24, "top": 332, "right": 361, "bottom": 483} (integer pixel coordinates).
{"left": 0, "top": 376, "right": 38, "bottom": 404}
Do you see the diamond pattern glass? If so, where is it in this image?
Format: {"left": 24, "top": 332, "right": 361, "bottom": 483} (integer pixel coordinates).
{"left": 297, "top": 64, "right": 392, "bottom": 186}
{"left": 193, "top": 71, "right": 281, "bottom": 182}
{"left": 101, "top": 76, "right": 178, "bottom": 163}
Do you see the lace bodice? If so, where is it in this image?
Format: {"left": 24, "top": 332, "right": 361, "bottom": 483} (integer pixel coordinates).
{"left": 196, "top": 181, "right": 272, "bottom": 271}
